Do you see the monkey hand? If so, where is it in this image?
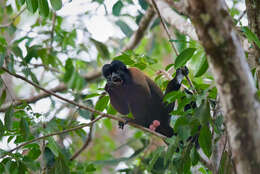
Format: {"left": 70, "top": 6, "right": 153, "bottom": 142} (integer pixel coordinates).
{"left": 180, "top": 66, "right": 189, "bottom": 76}
{"left": 149, "top": 120, "right": 161, "bottom": 131}
{"left": 118, "top": 117, "right": 134, "bottom": 129}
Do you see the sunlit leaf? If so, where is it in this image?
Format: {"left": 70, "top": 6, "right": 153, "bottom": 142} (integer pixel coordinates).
{"left": 175, "top": 48, "right": 196, "bottom": 68}
{"left": 113, "top": 54, "right": 135, "bottom": 65}
{"left": 38, "top": 0, "right": 49, "bottom": 17}
{"left": 50, "top": 0, "right": 62, "bottom": 10}
{"left": 95, "top": 96, "right": 109, "bottom": 112}
{"left": 194, "top": 53, "right": 208, "bottom": 77}
{"left": 25, "top": 0, "right": 38, "bottom": 13}
{"left": 242, "top": 26, "right": 260, "bottom": 48}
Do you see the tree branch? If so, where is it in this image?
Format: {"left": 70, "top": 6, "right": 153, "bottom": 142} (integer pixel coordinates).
{"left": 0, "top": 71, "right": 101, "bottom": 112}
{"left": 70, "top": 113, "right": 95, "bottom": 161}
{"left": 0, "top": 7, "right": 26, "bottom": 28}
{"left": 187, "top": 0, "right": 260, "bottom": 173}
{"left": 150, "top": 0, "right": 178, "bottom": 56}
{"left": 121, "top": 7, "right": 155, "bottom": 52}
{"left": 0, "top": 67, "right": 167, "bottom": 158}
{"left": 1, "top": 7, "right": 155, "bottom": 112}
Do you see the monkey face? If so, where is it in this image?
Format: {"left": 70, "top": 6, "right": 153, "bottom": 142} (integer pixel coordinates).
{"left": 102, "top": 60, "right": 129, "bottom": 87}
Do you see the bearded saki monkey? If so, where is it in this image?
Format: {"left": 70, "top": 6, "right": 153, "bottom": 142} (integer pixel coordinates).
{"left": 102, "top": 60, "right": 189, "bottom": 137}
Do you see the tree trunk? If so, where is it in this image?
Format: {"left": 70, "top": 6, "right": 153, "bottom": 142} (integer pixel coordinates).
{"left": 187, "top": 0, "right": 260, "bottom": 173}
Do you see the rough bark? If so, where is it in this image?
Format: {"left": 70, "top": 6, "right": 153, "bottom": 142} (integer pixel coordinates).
{"left": 246, "top": 0, "right": 260, "bottom": 61}
{"left": 187, "top": 0, "right": 260, "bottom": 173}
{"left": 245, "top": 0, "right": 260, "bottom": 88}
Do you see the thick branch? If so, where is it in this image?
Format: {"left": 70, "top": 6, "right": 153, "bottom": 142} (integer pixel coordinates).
{"left": 187, "top": 0, "right": 260, "bottom": 173}
{"left": 122, "top": 7, "right": 155, "bottom": 52}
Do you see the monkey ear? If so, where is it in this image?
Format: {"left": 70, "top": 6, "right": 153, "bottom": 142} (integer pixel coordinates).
{"left": 102, "top": 64, "right": 111, "bottom": 78}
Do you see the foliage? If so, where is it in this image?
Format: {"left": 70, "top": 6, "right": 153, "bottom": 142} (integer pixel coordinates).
{"left": 0, "top": 0, "right": 253, "bottom": 173}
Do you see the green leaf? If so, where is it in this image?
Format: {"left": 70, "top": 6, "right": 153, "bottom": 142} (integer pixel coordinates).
{"left": 148, "top": 147, "right": 164, "bottom": 171}
{"left": 177, "top": 125, "right": 191, "bottom": 141}
{"left": 18, "top": 0, "right": 26, "bottom": 5}
{"left": 11, "top": 46, "right": 23, "bottom": 58}
{"left": 0, "top": 53, "right": 5, "bottom": 67}
{"left": 112, "top": 0, "right": 123, "bottom": 16}
{"left": 194, "top": 54, "right": 208, "bottom": 77}
{"left": 90, "top": 38, "right": 110, "bottom": 59}
{"left": 165, "top": 63, "right": 174, "bottom": 71}
{"left": 38, "top": 0, "right": 49, "bottom": 17}
{"left": 78, "top": 109, "right": 91, "bottom": 119}
{"left": 242, "top": 26, "right": 260, "bottom": 48}
{"left": 25, "top": 0, "right": 38, "bottom": 13}
{"left": 5, "top": 106, "right": 14, "bottom": 130}
{"left": 50, "top": 0, "right": 62, "bottom": 10}
{"left": 47, "top": 137, "right": 61, "bottom": 157}
{"left": 190, "top": 146, "right": 199, "bottom": 166}
{"left": 85, "top": 164, "right": 96, "bottom": 172}
{"left": 44, "top": 147, "right": 55, "bottom": 168}
{"left": 198, "top": 125, "right": 212, "bottom": 158}
{"left": 30, "top": 71, "right": 39, "bottom": 85}
{"left": 164, "top": 137, "right": 178, "bottom": 166}
{"left": 163, "top": 90, "right": 183, "bottom": 104}
{"left": 115, "top": 20, "right": 133, "bottom": 38}
{"left": 175, "top": 48, "right": 196, "bottom": 69}
{"left": 20, "top": 117, "right": 30, "bottom": 139}
{"left": 194, "top": 99, "right": 210, "bottom": 125}
{"left": 0, "top": 90, "right": 6, "bottom": 107}
{"left": 0, "top": 120, "right": 5, "bottom": 139}
{"left": 113, "top": 54, "right": 135, "bottom": 65}
{"left": 95, "top": 96, "right": 109, "bottom": 112}
{"left": 138, "top": 0, "right": 148, "bottom": 10}
{"left": 218, "top": 151, "right": 232, "bottom": 174}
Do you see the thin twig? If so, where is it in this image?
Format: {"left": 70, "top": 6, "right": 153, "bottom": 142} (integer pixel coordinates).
{"left": 237, "top": 10, "right": 246, "bottom": 24}
{"left": 150, "top": 0, "right": 197, "bottom": 93}
{"left": 30, "top": 63, "right": 60, "bottom": 73}
{"left": 49, "top": 12, "right": 56, "bottom": 53}
{"left": 150, "top": 0, "right": 178, "bottom": 56}
{"left": 70, "top": 113, "right": 95, "bottom": 161}
{"left": 0, "top": 7, "right": 26, "bottom": 28}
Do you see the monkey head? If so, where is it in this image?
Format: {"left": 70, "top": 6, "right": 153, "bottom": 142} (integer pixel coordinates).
{"left": 102, "top": 60, "right": 130, "bottom": 87}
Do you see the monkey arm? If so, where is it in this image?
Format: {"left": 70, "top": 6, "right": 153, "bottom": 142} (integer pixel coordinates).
{"left": 105, "top": 84, "right": 130, "bottom": 115}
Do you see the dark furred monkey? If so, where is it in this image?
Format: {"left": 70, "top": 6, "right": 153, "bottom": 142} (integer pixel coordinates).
{"left": 102, "top": 60, "right": 188, "bottom": 137}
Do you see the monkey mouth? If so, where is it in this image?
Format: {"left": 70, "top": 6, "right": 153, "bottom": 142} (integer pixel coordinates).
{"left": 112, "top": 78, "right": 123, "bottom": 85}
